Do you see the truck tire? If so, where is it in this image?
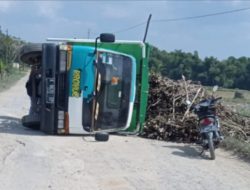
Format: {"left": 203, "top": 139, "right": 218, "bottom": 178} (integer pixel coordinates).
{"left": 19, "top": 44, "right": 42, "bottom": 65}
{"left": 95, "top": 132, "right": 109, "bottom": 142}
{"left": 22, "top": 114, "right": 40, "bottom": 130}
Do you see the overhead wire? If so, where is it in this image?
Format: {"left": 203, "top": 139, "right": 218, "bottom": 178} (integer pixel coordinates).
{"left": 111, "top": 7, "right": 250, "bottom": 34}
{"left": 113, "top": 21, "right": 147, "bottom": 34}
{"left": 153, "top": 7, "right": 250, "bottom": 22}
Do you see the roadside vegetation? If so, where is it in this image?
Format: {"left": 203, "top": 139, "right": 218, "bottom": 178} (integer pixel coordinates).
{"left": 0, "top": 27, "right": 26, "bottom": 92}
{"left": 216, "top": 88, "right": 250, "bottom": 117}
{"left": 149, "top": 46, "right": 250, "bottom": 90}
{"left": 206, "top": 87, "right": 250, "bottom": 117}
{"left": 0, "top": 67, "right": 28, "bottom": 93}
{"left": 221, "top": 137, "right": 250, "bottom": 160}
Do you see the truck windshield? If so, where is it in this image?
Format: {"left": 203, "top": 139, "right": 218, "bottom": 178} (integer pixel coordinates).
{"left": 94, "top": 51, "right": 133, "bottom": 130}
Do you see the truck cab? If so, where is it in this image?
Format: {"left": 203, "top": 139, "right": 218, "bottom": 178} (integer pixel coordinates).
{"left": 21, "top": 34, "right": 150, "bottom": 136}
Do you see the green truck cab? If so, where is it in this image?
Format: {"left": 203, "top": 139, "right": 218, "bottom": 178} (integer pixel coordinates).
{"left": 20, "top": 34, "right": 150, "bottom": 137}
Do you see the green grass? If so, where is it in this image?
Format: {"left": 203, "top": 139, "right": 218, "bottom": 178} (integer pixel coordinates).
{"left": 217, "top": 90, "right": 250, "bottom": 103}
{"left": 0, "top": 68, "right": 28, "bottom": 93}
{"left": 221, "top": 137, "right": 250, "bottom": 161}
{"left": 206, "top": 86, "right": 250, "bottom": 117}
{"left": 207, "top": 87, "right": 250, "bottom": 101}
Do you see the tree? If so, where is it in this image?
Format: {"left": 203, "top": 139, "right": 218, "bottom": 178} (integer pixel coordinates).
{"left": 148, "top": 45, "right": 250, "bottom": 90}
{"left": 0, "top": 30, "right": 24, "bottom": 78}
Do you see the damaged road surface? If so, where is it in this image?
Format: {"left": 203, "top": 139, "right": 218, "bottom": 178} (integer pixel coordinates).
{"left": 0, "top": 75, "right": 250, "bottom": 190}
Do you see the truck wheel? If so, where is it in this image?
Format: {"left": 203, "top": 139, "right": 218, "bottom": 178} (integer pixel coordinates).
{"left": 19, "top": 44, "right": 42, "bottom": 65}
{"left": 22, "top": 114, "right": 40, "bottom": 130}
{"left": 95, "top": 132, "right": 109, "bottom": 142}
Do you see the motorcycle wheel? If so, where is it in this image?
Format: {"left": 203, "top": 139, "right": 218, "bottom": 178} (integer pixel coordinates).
{"left": 207, "top": 132, "right": 215, "bottom": 160}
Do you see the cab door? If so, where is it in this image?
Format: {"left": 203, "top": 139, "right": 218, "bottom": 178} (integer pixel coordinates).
{"left": 67, "top": 46, "right": 95, "bottom": 134}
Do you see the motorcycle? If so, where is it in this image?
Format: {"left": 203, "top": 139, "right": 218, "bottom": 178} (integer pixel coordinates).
{"left": 186, "top": 86, "right": 223, "bottom": 160}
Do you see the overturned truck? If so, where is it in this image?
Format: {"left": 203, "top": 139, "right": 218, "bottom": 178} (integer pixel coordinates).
{"left": 20, "top": 34, "right": 150, "bottom": 139}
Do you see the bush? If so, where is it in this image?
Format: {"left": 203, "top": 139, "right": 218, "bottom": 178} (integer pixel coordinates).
{"left": 0, "top": 68, "right": 28, "bottom": 92}
{"left": 221, "top": 137, "right": 250, "bottom": 160}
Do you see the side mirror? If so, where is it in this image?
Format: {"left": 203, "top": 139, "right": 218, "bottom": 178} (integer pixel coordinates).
{"left": 100, "top": 33, "right": 115, "bottom": 43}
{"left": 213, "top": 85, "right": 218, "bottom": 92}
{"left": 94, "top": 33, "right": 115, "bottom": 54}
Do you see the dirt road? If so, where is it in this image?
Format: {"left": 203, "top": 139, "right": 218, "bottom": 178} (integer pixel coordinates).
{"left": 0, "top": 75, "right": 250, "bottom": 190}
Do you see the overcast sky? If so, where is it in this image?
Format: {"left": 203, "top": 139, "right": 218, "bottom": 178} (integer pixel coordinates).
{"left": 0, "top": 0, "right": 250, "bottom": 60}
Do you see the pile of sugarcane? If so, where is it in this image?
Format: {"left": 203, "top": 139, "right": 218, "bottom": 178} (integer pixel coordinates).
{"left": 142, "top": 74, "right": 250, "bottom": 143}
